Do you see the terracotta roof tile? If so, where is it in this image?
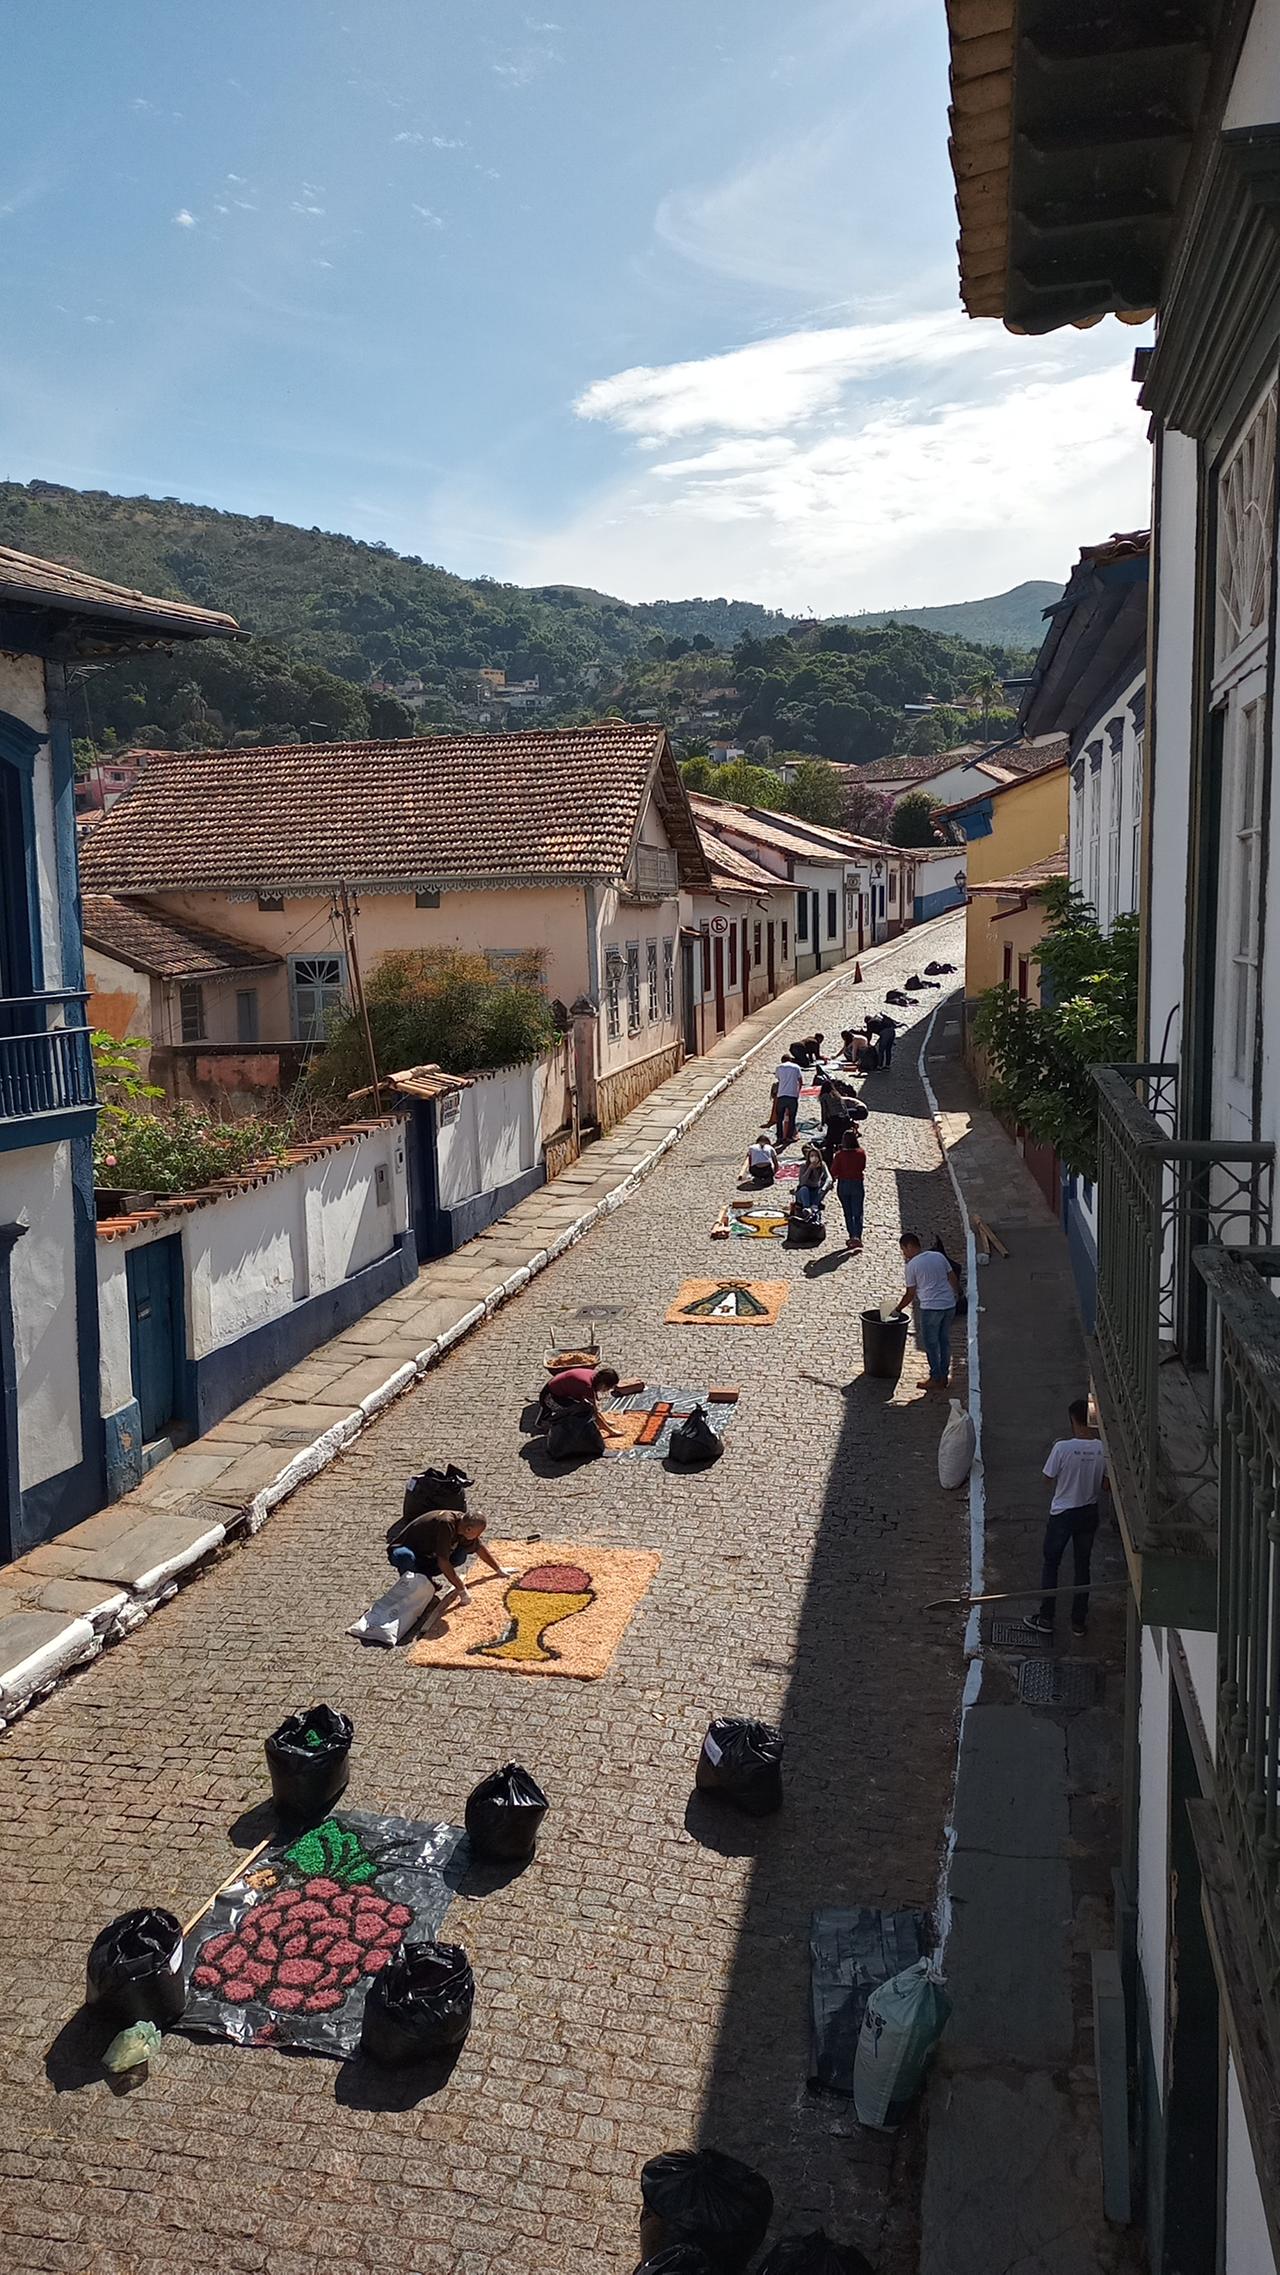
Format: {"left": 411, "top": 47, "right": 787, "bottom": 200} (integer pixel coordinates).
{"left": 969, "top": 851, "right": 1068, "bottom": 895}
{"left": 80, "top": 726, "right": 707, "bottom": 894}
{"left": 0, "top": 545, "right": 241, "bottom": 639}
{"left": 82, "top": 895, "right": 280, "bottom": 978}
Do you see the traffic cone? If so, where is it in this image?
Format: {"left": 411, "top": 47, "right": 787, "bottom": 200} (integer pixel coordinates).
{"left": 853, "top": 961, "right": 864, "bottom": 983}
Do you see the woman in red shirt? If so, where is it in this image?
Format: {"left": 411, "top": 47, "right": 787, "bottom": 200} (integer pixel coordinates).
{"left": 831, "top": 1132, "right": 867, "bottom": 1250}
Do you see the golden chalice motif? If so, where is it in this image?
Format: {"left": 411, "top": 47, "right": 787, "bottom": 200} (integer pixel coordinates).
{"left": 471, "top": 1561, "right": 595, "bottom": 1664}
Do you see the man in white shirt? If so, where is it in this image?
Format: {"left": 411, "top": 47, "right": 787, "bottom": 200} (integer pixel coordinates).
{"left": 1025, "top": 1398, "right": 1109, "bottom": 1637}
{"left": 773, "top": 1053, "right": 804, "bottom": 1145}
{"left": 894, "top": 1233, "right": 960, "bottom": 1390}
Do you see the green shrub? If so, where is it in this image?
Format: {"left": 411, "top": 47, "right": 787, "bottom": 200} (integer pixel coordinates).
{"left": 307, "top": 947, "right": 561, "bottom": 1097}
{"left": 95, "top": 1103, "right": 295, "bottom": 1194}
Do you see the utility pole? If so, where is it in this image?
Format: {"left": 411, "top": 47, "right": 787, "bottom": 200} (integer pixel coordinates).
{"left": 337, "top": 881, "right": 382, "bottom": 1114}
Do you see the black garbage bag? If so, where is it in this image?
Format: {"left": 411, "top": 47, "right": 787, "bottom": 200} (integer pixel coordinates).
{"left": 787, "top": 1206, "right": 826, "bottom": 1248}
{"left": 640, "top": 2147, "right": 774, "bottom": 2271}
{"left": 360, "top": 1940, "right": 474, "bottom": 2065}
{"left": 759, "top": 2235, "right": 875, "bottom": 2275}
{"left": 465, "top": 1762, "right": 549, "bottom": 1861}
{"left": 634, "top": 2251, "right": 716, "bottom": 2274}
{"left": 885, "top": 989, "right": 911, "bottom": 1007}
{"left": 695, "top": 1717, "right": 784, "bottom": 1817}
{"left": 924, "top": 960, "right": 955, "bottom": 976}
{"left": 265, "top": 1703, "right": 353, "bottom": 1820}
{"left": 403, "top": 1462, "right": 472, "bottom": 1520}
{"left": 546, "top": 1407, "right": 605, "bottom": 1460}
{"left": 86, "top": 1907, "right": 186, "bottom": 2028}
{"left": 668, "top": 1406, "right": 723, "bottom": 1466}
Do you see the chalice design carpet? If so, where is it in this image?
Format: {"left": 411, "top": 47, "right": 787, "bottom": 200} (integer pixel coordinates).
{"left": 407, "top": 1539, "right": 661, "bottom": 1681}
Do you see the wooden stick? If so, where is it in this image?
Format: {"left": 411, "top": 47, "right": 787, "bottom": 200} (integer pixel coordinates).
{"left": 924, "top": 1579, "right": 1132, "bottom": 1613}
{"left": 984, "top": 1218, "right": 1011, "bottom": 1259}
{"left": 182, "top": 1837, "right": 272, "bottom": 1937}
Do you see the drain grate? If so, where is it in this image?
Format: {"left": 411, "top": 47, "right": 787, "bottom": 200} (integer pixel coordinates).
{"left": 573, "top": 1303, "right": 626, "bottom": 1321}
{"left": 988, "top": 1616, "right": 1049, "bottom": 1648}
{"left": 1018, "top": 1657, "right": 1102, "bottom": 1710}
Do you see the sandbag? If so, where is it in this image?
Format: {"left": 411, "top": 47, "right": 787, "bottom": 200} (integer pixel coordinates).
{"left": 546, "top": 1408, "right": 605, "bottom": 1461}
{"left": 465, "top": 1762, "right": 549, "bottom": 1862}
{"left": 852, "top": 1957, "right": 951, "bottom": 2129}
{"left": 668, "top": 1406, "right": 723, "bottom": 1466}
{"left": 347, "top": 1570, "right": 440, "bottom": 1647}
{"left": 937, "top": 1398, "right": 976, "bottom": 1489}
{"left": 86, "top": 1907, "right": 185, "bottom": 2028}
{"left": 695, "top": 1717, "right": 784, "bottom": 1817}
{"left": 634, "top": 2251, "right": 716, "bottom": 2274}
{"left": 403, "top": 1463, "right": 472, "bottom": 1520}
{"left": 264, "top": 1704, "right": 353, "bottom": 1820}
{"left": 759, "top": 2235, "right": 875, "bottom": 2275}
{"left": 639, "top": 2147, "right": 774, "bottom": 2272}
{"left": 359, "top": 1940, "right": 474, "bottom": 2064}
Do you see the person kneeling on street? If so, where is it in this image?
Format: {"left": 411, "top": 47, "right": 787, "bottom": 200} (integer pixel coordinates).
{"left": 743, "top": 1132, "right": 779, "bottom": 1186}
{"left": 385, "top": 1507, "right": 514, "bottom": 1611}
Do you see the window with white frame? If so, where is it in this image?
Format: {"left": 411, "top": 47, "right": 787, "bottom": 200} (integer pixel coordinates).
{"left": 1227, "top": 692, "right": 1265, "bottom": 1082}
{"left": 1087, "top": 756, "right": 1102, "bottom": 910}
{"left": 625, "top": 939, "right": 641, "bottom": 1033}
{"left": 604, "top": 947, "right": 623, "bottom": 1041}
{"left": 663, "top": 936, "right": 674, "bottom": 1019}
{"left": 1107, "top": 742, "right": 1123, "bottom": 927}
{"left": 646, "top": 938, "right": 659, "bottom": 1021}
{"left": 1216, "top": 381, "right": 1277, "bottom": 674}
{"left": 289, "top": 954, "right": 345, "bottom": 1045}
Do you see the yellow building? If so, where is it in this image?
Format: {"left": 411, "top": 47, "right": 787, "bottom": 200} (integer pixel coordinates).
{"left": 945, "top": 758, "right": 1069, "bottom": 1000}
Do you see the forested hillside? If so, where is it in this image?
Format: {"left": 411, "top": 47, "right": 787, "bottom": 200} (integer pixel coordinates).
{"left": 840, "top": 580, "right": 1061, "bottom": 649}
{"left": 0, "top": 479, "right": 1034, "bottom": 762}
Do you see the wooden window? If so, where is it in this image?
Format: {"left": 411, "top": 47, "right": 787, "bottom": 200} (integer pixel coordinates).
{"left": 1017, "top": 955, "right": 1030, "bottom": 1001}
{"left": 1228, "top": 694, "right": 1265, "bottom": 1080}
{"left": 753, "top": 921, "right": 762, "bottom": 964}
{"left": 604, "top": 947, "right": 623, "bottom": 1042}
{"left": 1002, "top": 942, "right": 1014, "bottom": 987}
{"left": 728, "top": 925, "right": 738, "bottom": 986}
{"left": 663, "top": 937, "right": 674, "bottom": 1019}
{"left": 1216, "top": 380, "right": 1277, "bottom": 678}
{"left": 625, "top": 940, "right": 641, "bottom": 1032}
{"left": 257, "top": 892, "right": 284, "bottom": 914}
{"left": 1130, "top": 736, "right": 1143, "bottom": 912}
{"left": 646, "top": 938, "right": 659, "bottom": 1021}
{"left": 782, "top": 919, "right": 789, "bottom": 959}
{"left": 1108, "top": 744, "right": 1123, "bottom": 926}
{"left": 796, "top": 892, "right": 809, "bottom": 941}
{"left": 700, "top": 925, "right": 711, "bottom": 989}
{"left": 826, "top": 889, "right": 838, "bottom": 937}
{"left": 179, "top": 983, "right": 205, "bottom": 1042}
{"left": 235, "top": 989, "right": 259, "bottom": 1045}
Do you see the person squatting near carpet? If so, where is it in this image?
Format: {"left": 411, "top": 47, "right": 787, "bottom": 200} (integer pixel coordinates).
{"left": 743, "top": 1133, "right": 779, "bottom": 1186}
{"left": 895, "top": 1232, "right": 959, "bottom": 1392}
{"left": 537, "top": 1361, "right": 622, "bottom": 1437}
{"left": 1025, "top": 1398, "right": 1109, "bottom": 1637}
{"left": 773, "top": 1052, "right": 804, "bottom": 1145}
{"left": 831, "top": 1127, "right": 867, "bottom": 1251}
{"left": 795, "top": 1140, "right": 832, "bottom": 1215}
{"left": 385, "top": 1506, "right": 515, "bottom": 1611}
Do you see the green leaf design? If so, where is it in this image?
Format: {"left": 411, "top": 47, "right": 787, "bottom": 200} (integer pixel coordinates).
{"left": 280, "top": 1817, "right": 380, "bottom": 1887}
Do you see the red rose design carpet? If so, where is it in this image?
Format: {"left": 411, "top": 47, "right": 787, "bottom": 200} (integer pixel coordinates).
{"left": 182, "top": 1810, "right": 464, "bottom": 2058}
{"left": 408, "top": 1539, "right": 661, "bottom": 1681}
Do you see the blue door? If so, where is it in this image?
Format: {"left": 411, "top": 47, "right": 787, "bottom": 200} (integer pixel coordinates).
{"left": 126, "top": 1238, "right": 184, "bottom": 1443}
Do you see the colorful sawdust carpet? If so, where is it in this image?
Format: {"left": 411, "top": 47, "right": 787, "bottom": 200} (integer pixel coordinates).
{"left": 408, "top": 1539, "right": 661, "bottom": 1681}
{"left": 602, "top": 1382, "right": 738, "bottom": 1459}
{"left": 182, "top": 1810, "right": 465, "bottom": 2059}
{"left": 711, "top": 1202, "right": 790, "bottom": 1240}
{"left": 665, "top": 1278, "right": 789, "bottom": 1326}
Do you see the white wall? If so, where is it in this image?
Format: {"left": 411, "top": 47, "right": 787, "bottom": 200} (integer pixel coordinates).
{"left": 1147, "top": 432, "right": 1198, "bottom": 1068}
{"left": 0, "top": 1143, "right": 84, "bottom": 1491}
{"left": 435, "top": 1059, "right": 547, "bottom": 1209}
{"left": 1137, "top": 1625, "right": 1171, "bottom": 2104}
{"left": 1225, "top": 2055, "right": 1278, "bottom": 2275}
{"left": 1066, "top": 665, "right": 1144, "bottom": 936}
{"left": 1224, "top": 0, "right": 1280, "bottom": 130}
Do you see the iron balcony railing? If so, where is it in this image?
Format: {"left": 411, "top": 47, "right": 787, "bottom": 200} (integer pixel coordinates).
{"left": 629, "top": 846, "right": 679, "bottom": 896}
{"left": 1195, "top": 1241, "right": 1280, "bottom": 2050}
{"left": 0, "top": 990, "right": 96, "bottom": 1121}
{"left": 1092, "top": 1063, "right": 1273, "bottom": 1545}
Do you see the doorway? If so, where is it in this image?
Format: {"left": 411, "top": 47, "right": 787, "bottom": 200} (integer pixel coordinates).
{"left": 713, "top": 934, "right": 726, "bottom": 1035}
{"left": 766, "top": 921, "right": 776, "bottom": 997}
{"left": 680, "top": 937, "right": 698, "bottom": 1057}
{"left": 810, "top": 889, "right": 822, "bottom": 971}
{"left": 126, "top": 1237, "right": 186, "bottom": 1446}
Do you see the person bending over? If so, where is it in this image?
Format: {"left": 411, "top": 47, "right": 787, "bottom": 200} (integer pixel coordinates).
{"left": 385, "top": 1507, "right": 513, "bottom": 1611}
{"left": 538, "top": 1361, "right": 622, "bottom": 1435}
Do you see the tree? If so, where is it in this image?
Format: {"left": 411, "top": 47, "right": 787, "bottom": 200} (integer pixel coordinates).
{"left": 840, "top": 776, "right": 895, "bottom": 840}
{"left": 680, "top": 755, "right": 713, "bottom": 793}
{"left": 307, "top": 948, "right": 561, "bottom": 1096}
{"left": 971, "top": 883, "right": 1140, "bottom": 1178}
{"left": 894, "top": 705, "right": 969, "bottom": 757}
{"left": 72, "top": 737, "right": 97, "bottom": 776}
{"left": 889, "top": 790, "right": 944, "bottom": 846}
{"left": 784, "top": 759, "right": 843, "bottom": 826}
{"left": 968, "top": 669, "right": 1005, "bottom": 740}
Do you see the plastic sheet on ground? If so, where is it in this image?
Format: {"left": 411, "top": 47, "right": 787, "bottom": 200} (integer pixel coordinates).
{"left": 808, "top": 1904, "right": 927, "bottom": 2093}
{"left": 182, "top": 1809, "right": 466, "bottom": 2059}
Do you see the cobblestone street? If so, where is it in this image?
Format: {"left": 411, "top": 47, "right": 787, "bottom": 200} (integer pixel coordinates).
{"left": 0, "top": 915, "right": 968, "bottom": 2275}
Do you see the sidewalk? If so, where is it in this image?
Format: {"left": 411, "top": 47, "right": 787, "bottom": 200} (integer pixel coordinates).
{"left": 0, "top": 918, "right": 955, "bottom": 1720}
{"left": 921, "top": 1025, "right": 1138, "bottom": 2275}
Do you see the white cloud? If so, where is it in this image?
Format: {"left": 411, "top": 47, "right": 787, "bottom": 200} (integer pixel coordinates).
{"left": 291, "top": 201, "right": 325, "bottom": 216}
{"left": 411, "top": 204, "right": 444, "bottom": 228}
{"left": 432, "top": 134, "right": 465, "bottom": 149}
{"left": 226, "top": 172, "right": 246, "bottom": 183}
{"left": 172, "top": 208, "right": 196, "bottom": 228}
{"left": 394, "top": 130, "right": 424, "bottom": 144}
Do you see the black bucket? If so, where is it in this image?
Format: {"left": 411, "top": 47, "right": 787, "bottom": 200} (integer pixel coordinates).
{"left": 360, "top": 1941, "right": 475, "bottom": 2065}
{"left": 264, "top": 1704, "right": 353, "bottom": 1821}
{"left": 639, "top": 2147, "right": 774, "bottom": 2272}
{"left": 464, "top": 1762, "right": 549, "bottom": 1862}
{"left": 85, "top": 1907, "right": 186, "bottom": 2028}
{"left": 860, "top": 1307, "right": 909, "bottom": 1383}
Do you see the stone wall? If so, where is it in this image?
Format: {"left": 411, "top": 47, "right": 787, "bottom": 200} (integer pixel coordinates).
{"left": 597, "top": 1040, "right": 683, "bottom": 1131}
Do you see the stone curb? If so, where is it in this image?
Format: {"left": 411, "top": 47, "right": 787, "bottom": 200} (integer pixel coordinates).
{"left": 0, "top": 916, "right": 958, "bottom": 1725}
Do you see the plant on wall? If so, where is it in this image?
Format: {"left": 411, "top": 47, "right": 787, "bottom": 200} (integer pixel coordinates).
{"left": 306, "top": 947, "right": 561, "bottom": 1097}
{"left": 971, "top": 882, "right": 1139, "bottom": 1179}
{"left": 91, "top": 1032, "right": 296, "bottom": 1192}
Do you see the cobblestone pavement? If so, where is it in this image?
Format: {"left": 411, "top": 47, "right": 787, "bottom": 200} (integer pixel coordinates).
{"left": 0, "top": 915, "right": 966, "bottom": 2275}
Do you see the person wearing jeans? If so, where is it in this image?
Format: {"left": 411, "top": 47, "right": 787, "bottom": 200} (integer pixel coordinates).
{"left": 1026, "top": 1398, "right": 1109, "bottom": 1635}
{"left": 894, "top": 1233, "right": 959, "bottom": 1391}
{"left": 831, "top": 1130, "right": 867, "bottom": 1250}
{"left": 773, "top": 1052, "right": 803, "bottom": 1145}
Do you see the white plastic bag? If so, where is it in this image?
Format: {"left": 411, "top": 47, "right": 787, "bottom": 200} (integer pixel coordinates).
{"left": 852, "top": 1957, "right": 951, "bottom": 2129}
{"left": 937, "top": 1397, "right": 976, "bottom": 1488}
{"left": 347, "top": 1571, "right": 440, "bottom": 1648}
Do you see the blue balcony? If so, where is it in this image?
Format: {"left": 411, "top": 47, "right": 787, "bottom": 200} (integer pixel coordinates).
{"left": 0, "top": 990, "right": 97, "bottom": 1148}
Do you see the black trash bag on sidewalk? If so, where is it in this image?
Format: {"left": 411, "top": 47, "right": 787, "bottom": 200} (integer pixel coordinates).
{"left": 634, "top": 2250, "right": 716, "bottom": 2274}
{"left": 546, "top": 1408, "right": 605, "bottom": 1460}
{"left": 403, "top": 1463, "right": 472, "bottom": 1520}
{"left": 668, "top": 1406, "right": 722, "bottom": 1466}
{"left": 465, "top": 1762, "right": 549, "bottom": 1862}
{"left": 786, "top": 1206, "right": 826, "bottom": 1248}
{"left": 86, "top": 1907, "right": 186, "bottom": 2028}
{"left": 265, "top": 1704, "right": 353, "bottom": 1821}
{"left": 360, "top": 1941, "right": 474, "bottom": 2064}
{"left": 759, "top": 2234, "right": 876, "bottom": 2275}
{"left": 639, "top": 2147, "right": 774, "bottom": 2271}
{"left": 695, "top": 1718, "right": 784, "bottom": 1817}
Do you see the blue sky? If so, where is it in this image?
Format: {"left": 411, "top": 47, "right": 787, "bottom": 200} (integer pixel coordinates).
{"left": 2, "top": 1, "right": 1152, "bottom": 612}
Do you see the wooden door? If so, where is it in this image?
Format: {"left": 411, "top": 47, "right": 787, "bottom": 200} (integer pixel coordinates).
{"left": 126, "top": 1237, "right": 185, "bottom": 1443}
{"left": 713, "top": 934, "right": 726, "bottom": 1034}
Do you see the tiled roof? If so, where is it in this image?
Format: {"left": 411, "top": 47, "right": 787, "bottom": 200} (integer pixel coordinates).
{"left": 689, "top": 795, "right": 851, "bottom": 867}
{"left": 96, "top": 1118, "right": 404, "bottom": 1239}
{"left": 855, "top": 744, "right": 989, "bottom": 785}
{"left": 697, "top": 828, "right": 787, "bottom": 894}
{"left": 82, "top": 895, "right": 281, "bottom": 978}
{"left": 969, "top": 851, "right": 1068, "bottom": 896}
{"left": 0, "top": 546, "right": 241, "bottom": 640}
{"left": 81, "top": 726, "right": 711, "bottom": 894}
{"left": 942, "top": 747, "right": 1070, "bottom": 820}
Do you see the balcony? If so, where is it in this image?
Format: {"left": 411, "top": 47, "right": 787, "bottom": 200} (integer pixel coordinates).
{"left": 1090, "top": 1063, "right": 1273, "bottom": 1627}
{"left": 623, "top": 846, "right": 679, "bottom": 900}
{"left": 0, "top": 990, "right": 97, "bottom": 1141}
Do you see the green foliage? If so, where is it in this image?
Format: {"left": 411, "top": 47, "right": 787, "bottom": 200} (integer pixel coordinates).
{"left": 971, "top": 883, "right": 1140, "bottom": 1178}
{"left": 889, "top": 791, "right": 944, "bottom": 847}
{"left": 94, "top": 1102, "right": 295, "bottom": 1194}
{"left": 307, "top": 948, "right": 561, "bottom": 1096}
{"left": 835, "top": 582, "right": 1061, "bottom": 650}
{"left": 781, "top": 759, "right": 844, "bottom": 825}
{"left": 281, "top": 1818, "right": 379, "bottom": 1888}
{"left": 91, "top": 1030, "right": 164, "bottom": 1107}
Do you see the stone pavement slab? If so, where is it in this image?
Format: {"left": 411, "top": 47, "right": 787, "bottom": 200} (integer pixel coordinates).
{"left": 921, "top": 2073, "right": 1131, "bottom": 2275}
